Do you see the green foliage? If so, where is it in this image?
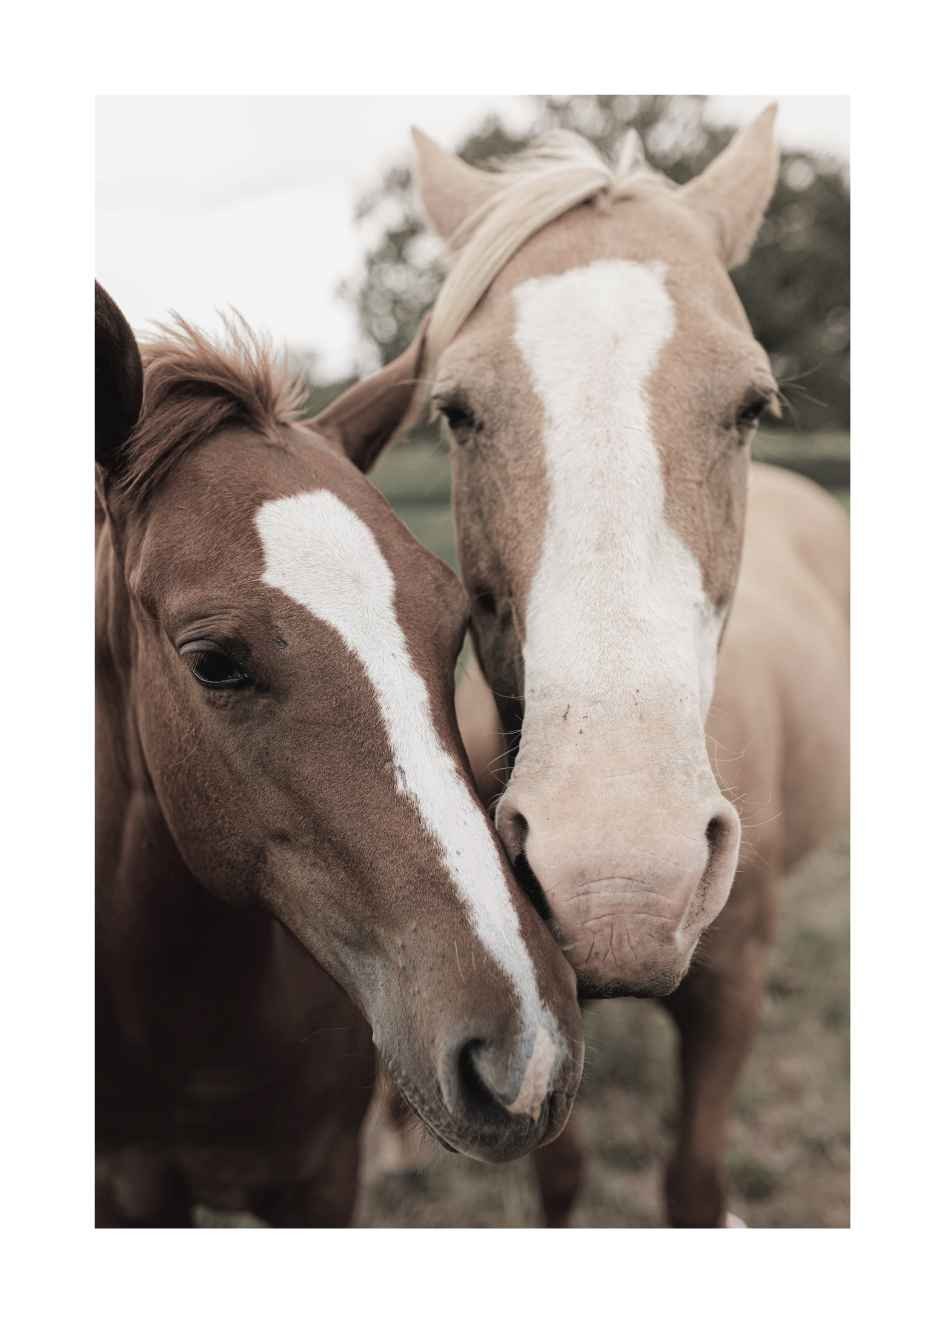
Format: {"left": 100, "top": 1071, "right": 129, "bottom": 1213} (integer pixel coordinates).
{"left": 340, "top": 95, "right": 849, "bottom": 432}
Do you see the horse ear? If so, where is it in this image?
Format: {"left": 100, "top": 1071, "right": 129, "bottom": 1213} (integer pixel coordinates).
{"left": 309, "top": 321, "right": 427, "bottom": 473}
{"left": 680, "top": 104, "right": 780, "bottom": 269}
{"left": 411, "top": 127, "right": 501, "bottom": 243}
{"left": 96, "top": 281, "right": 143, "bottom": 470}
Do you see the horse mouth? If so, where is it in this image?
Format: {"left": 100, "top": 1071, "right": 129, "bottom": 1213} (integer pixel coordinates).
{"left": 577, "top": 968, "right": 686, "bottom": 999}
{"left": 383, "top": 1059, "right": 571, "bottom": 1164}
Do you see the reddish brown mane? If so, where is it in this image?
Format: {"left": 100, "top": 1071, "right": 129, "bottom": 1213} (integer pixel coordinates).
{"left": 119, "top": 314, "right": 308, "bottom": 503}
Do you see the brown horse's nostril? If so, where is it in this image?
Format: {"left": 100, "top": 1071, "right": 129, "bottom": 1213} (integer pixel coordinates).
{"left": 450, "top": 1031, "right": 560, "bottom": 1130}
{"left": 457, "top": 1039, "right": 510, "bottom": 1117}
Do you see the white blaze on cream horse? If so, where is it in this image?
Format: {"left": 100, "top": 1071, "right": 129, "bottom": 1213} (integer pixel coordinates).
{"left": 316, "top": 106, "right": 849, "bottom": 1226}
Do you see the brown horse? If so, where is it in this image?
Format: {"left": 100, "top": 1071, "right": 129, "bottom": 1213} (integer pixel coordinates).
{"left": 95, "top": 283, "right": 584, "bottom": 1226}
{"left": 315, "top": 107, "right": 849, "bottom": 1226}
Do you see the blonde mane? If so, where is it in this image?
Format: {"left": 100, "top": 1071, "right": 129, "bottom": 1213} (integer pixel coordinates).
{"left": 425, "top": 129, "right": 667, "bottom": 369}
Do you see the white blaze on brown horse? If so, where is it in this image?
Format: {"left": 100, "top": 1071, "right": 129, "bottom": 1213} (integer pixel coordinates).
{"left": 316, "top": 106, "right": 849, "bottom": 1226}
{"left": 95, "top": 284, "right": 584, "bottom": 1226}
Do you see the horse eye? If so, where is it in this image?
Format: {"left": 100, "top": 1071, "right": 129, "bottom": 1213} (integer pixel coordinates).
{"left": 736, "top": 396, "right": 769, "bottom": 432}
{"left": 181, "top": 644, "right": 250, "bottom": 689}
{"left": 436, "top": 397, "right": 479, "bottom": 440}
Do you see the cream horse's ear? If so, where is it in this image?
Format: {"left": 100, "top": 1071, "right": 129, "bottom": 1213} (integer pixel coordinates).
{"left": 681, "top": 104, "right": 780, "bottom": 269}
{"left": 411, "top": 127, "right": 502, "bottom": 243}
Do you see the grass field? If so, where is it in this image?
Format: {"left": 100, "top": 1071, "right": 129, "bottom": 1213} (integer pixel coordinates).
{"left": 354, "top": 435, "right": 850, "bottom": 1228}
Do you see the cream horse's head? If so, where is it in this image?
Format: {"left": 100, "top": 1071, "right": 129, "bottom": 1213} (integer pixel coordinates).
{"left": 320, "top": 109, "right": 780, "bottom": 997}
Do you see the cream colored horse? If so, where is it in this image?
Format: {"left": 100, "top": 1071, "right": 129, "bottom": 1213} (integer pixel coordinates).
{"left": 317, "top": 106, "right": 849, "bottom": 1226}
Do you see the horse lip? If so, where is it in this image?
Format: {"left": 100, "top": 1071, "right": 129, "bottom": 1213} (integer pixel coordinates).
{"left": 410, "top": 1087, "right": 568, "bottom": 1164}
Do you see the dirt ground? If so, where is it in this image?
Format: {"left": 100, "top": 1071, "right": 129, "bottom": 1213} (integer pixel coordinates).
{"left": 354, "top": 834, "right": 850, "bottom": 1228}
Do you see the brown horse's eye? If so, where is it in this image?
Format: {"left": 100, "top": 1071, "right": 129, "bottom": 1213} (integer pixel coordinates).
{"left": 181, "top": 643, "right": 250, "bottom": 689}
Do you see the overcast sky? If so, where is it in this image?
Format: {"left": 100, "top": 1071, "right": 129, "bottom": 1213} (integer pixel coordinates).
{"left": 96, "top": 95, "right": 849, "bottom": 379}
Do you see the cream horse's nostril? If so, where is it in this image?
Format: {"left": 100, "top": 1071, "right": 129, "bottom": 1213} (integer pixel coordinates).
{"left": 705, "top": 803, "right": 740, "bottom": 867}
{"left": 496, "top": 799, "right": 554, "bottom": 922}
{"left": 496, "top": 797, "right": 529, "bottom": 858}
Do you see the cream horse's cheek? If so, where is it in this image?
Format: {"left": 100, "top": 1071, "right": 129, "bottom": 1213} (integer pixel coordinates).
{"left": 512, "top": 258, "right": 721, "bottom": 721}
{"left": 254, "top": 489, "right": 548, "bottom": 1033}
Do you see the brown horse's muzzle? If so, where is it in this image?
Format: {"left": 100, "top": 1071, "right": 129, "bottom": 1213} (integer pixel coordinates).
{"left": 365, "top": 926, "right": 584, "bottom": 1163}
{"left": 434, "top": 1012, "right": 579, "bottom": 1161}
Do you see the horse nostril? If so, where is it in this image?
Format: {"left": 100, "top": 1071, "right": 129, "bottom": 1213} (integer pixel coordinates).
{"left": 705, "top": 808, "right": 738, "bottom": 865}
{"left": 514, "top": 850, "right": 552, "bottom": 923}
{"left": 497, "top": 806, "right": 552, "bottom": 922}
{"left": 474, "top": 586, "right": 498, "bottom": 616}
{"left": 457, "top": 1039, "right": 506, "bottom": 1117}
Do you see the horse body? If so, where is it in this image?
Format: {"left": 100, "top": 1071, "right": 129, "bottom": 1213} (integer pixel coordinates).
{"left": 656, "top": 459, "right": 848, "bottom": 1226}
{"left": 317, "top": 108, "right": 849, "bottom": 1225}
{"left": 95, "top": 286, "right": 584, "bottom": 1226}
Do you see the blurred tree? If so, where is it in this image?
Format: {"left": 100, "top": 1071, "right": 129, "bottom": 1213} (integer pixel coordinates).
{"left": 339, "top": 95, "right": 849, "bottom": 433}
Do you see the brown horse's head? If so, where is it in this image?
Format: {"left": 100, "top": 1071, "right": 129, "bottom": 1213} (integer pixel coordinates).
{"left": 316, "top": 109, "right": 780, "bottom": 997}
{"left": 95, "top": 283, "right": 582, "bottom": 1161}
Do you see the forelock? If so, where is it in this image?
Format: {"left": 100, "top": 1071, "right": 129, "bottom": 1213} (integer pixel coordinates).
{"left": 425, "top": 130, "right": 671, "bottom": 372}
{"left": 117, "top": 313, "right": 308, "bottom": 506}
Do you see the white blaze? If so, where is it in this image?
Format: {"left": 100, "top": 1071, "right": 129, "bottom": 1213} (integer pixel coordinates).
{"left": 513, "top": 259, "right": 721, "bottom": 734}
{"left": 254, "top": 490, "right": 547, "bottom": 1033}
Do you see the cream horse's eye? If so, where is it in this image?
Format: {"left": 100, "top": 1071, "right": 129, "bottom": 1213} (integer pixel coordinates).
{"left": 435, "top": 396, "right": 480, "bottom": 440}
{"left": 735, "top": 394, "right": 771, "bottom": 436}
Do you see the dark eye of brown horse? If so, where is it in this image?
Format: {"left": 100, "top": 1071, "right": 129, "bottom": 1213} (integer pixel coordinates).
{"left": 181, "top": 643, "right": 250, "bottom": 689}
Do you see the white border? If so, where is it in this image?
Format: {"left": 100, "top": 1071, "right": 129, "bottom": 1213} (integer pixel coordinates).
{"left": 5, "top": 4, "right": 941, "bottom": 1318}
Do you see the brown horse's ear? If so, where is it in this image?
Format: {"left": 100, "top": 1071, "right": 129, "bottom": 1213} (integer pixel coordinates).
{"left": 411, "top": 128, "right": 502, "bottom": 244}
{"left": 309, "top": 321, "right": 428, "bottom": 473}
{"left": 680, "top": 104, "right": 780, "bottom": 270}
{"left": 96, "top": 280, "right": 143, "bottom": 470}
